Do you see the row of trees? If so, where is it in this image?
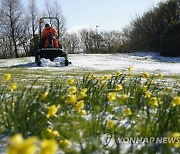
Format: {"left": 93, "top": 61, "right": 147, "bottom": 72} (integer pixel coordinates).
{"left": 0, "top": 0, "right": 66, "bottom": 58}
{"left": 62, "top": 0, "right": 179, "bottom": 56}
{"left": 62, "top": 29, "right": 124, "bottom": 54}
{"left": 0, "top": 0, "right": 179, "bottom": 58}
{"left": 122, "top": 0, "right": 180, "bottom": 56}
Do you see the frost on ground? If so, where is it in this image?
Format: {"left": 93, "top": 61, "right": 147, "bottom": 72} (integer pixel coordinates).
{"left": 0, "top": 52, "right": 179, "bottom": 75}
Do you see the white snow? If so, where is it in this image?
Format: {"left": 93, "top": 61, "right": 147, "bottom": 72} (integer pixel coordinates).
{"left": 40, "top": 57, "right": 66, "bottom": 67}
{"left": 0, "top": 52, "right": 179, "bottom": 75}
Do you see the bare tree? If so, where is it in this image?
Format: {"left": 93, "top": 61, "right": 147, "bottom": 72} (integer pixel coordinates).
{"left": 43, "top": 0, "right": 66, "bottom": 37}
{"left": 102, "top": 31, "right": 123, "bottom": 53}
{"left": 27, "top": 0, "right": 39, "bottom": 56}
{"left": 0, "top": 0, "right": 23, "bottom": 58}
{"left": 62, "top": 33, "right": 80, "bottom": 53}
{"left": 79, "top": 29, "right": 93, "bottom": 53}
{"left": 28, "top": 0, "right": 38, "bottom": 37}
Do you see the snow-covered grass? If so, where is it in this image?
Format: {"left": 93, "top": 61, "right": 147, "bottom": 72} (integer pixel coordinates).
{"left": 0, "top": 52, "right": 179, "bottom": 88}
{"left": 0, "top": 52, "right": 179, "bottom": 76}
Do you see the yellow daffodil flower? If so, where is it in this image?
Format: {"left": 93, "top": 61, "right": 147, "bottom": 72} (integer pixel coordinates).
{"left": 149, "top": 97, "right": 158, "bottom": 107}
{"left": 107, "top": 92, "right": 116, "bottom": 102}
{"left": 46, "top": 105, "right": 60, "bottom": 118}
{"left": 66, "top": 95, "right": 77, "bottom": 104}
{"left": 10, "top": 83, "right": 17, "bottom": 91}
{"left": 124, "top": 108, "right": 132, "bottom": 116}
{"left": 59, "top": 139, "right": 70, "bottom": 148}
{"left": 81, "top": 88, "right": 87, "bottom": 93}
{"left": 149, "top": 80, "right": 155, "bottom": 85}
{"left": 69, "top": 86, "right": 77, "bottom": 94}
{"left": 115, "top": 84, "right": 123, "bottom": 91}
{"left": 171, "top": 96, "right": 180, "bottom": 107}
{"left": 118, "top": 94, "right": 128, "bottom": 102}
{"left": 164, "top": 87, "right": 172, "bottom": 93}
{"left": 157, "top": 73, "right": 163, "bottom": 79}
{"left": 145, "top": 91, "right": 151, "bottom": 98}
{"left": 40, "top": 139, "right": 58, "bottom": 154}
{"left": 40, "top": 92, "right": 49, "bottom": 101}
{"left": 107, "top": 120, "right": 116, "bottom": 129}
{"left": 75, "top": 100, "right": 85, "bottom": 111}
{"left": 115, "top": 71, "right": 122, "bottom": 76}
{"left": 47, "top": 128, "right": 60, "bottom": 138}
{"left": 7, "top": 134, "right": 38, "bottom": 154}
{"left": 104, "top": 75, "right": 111, "bottom": 80}
{"left": 167, "top": 132, "right": 180, "bottom": 148}
{"left": 128, "top": 66, "right": 132, "bottom": 72}
{"left": 77, "top": 109, "right": 87, "bottom": 116}
{"left": 142, "top": 72, "right": 150, "bottom": 78}
{"left": 67, "top": 78, "right": 74, "bottom": 85}
{"left": 3, "top": 73, "right": 11, "bottom": 81}
{"left": 78, "top": 92, "right": 87, "bottom": 100}
{"left": 142, "top": 85, "right": 148, "bottom": 92}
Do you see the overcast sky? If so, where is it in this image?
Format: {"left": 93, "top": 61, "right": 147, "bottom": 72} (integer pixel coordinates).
{"left": 25, "top": 0, "right": 166, "bottom": 32}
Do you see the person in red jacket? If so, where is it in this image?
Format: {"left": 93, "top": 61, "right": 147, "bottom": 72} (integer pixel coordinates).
{"left": 41, "top": 23, "right": 59, "bottom": 48}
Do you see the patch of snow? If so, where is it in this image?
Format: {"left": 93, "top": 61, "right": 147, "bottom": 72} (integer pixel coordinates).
{"left": 0, "top": 52, "right": 179, "bottom": 76}
{"left": 130, "top": 52, "right": 180, "bottom": 63}
{"left": 40, "top": 57, "right": 66, "bottom": 67}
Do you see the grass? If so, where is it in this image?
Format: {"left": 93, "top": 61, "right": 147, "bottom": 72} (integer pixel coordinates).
{"left": 0, "top": 67, "right": 179, "bottom": 154}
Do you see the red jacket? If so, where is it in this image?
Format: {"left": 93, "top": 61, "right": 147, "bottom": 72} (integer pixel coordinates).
{"left": 41, "top": 27, "right": 58, "bottom": 38}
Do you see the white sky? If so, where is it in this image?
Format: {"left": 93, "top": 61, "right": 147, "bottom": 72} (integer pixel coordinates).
{"left": 24, "top": 0, "right": 166, "bottom": 32}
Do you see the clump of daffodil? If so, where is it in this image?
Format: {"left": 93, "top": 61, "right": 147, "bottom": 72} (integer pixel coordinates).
{"left": 164, "top": 87, "right": 172, "bottom": 93}
{"left": 40, "top": 139, "right": 58, "bottom": 154}
{"left": 59, "top": 139, "right": 70, "bottom": 148}
{"left": 68, "top": 86, "right": 77, "bottom": 94}
{"left": 149, "top": 97, "right": 158, "bottom": 107}
{"left": 107, "top": 92, "right": 117, "bottom": 102}
{"left": 124, "top": 108, "right": 132, "bottom": 116}
{"left": 118, "top": 94, "right": 128, "bottom": 102}
{"left": 3, "top": 73, "right": 11, "bottom": 81}
{"left": 66, "top": 95, "right": 77, "bottom": 104}
{"left": 115, "top": 84, "right": 123, "bottom": 91}
{"left": 46, "top": 105, "right": 60, "bottom": 118}
{"left": 145, "top": 91, "right": 151, "bottom": 98}
{"left": 142, "top": 72, "right": 150, "bottom": 78}
{"left": 67, "top": 78, "right": 74, "bottom": 85}
{"left": 40, "top": 92, "right": 49, "bottom": 101}
{"left": 46, "top": 128, "right": 60, "bottom": 138}
{"left": 74, "top": 100, "right": 85, "bottom": 111}
{"left": 77, "top": 109, "right": 87, "bottom": 116}
{"left": 167, "top": 132, "right": 180, "bottom": 148}
{"left": 7, "top": 134, "right": 38, "bottom": 154}
{"left": 171, "top": 96, "right": 180, "bottom": 107}
{"left": 107, "top": 120, "right": 116, "bottom": 129}
{"left": 142, "top": 85, "right": 148, "bottom": 92}
{"left": 10, "top": 82, "right": 17, "bottom": 91}
{"left": 77, "top": 88, "right": 87, "bottom": 100}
